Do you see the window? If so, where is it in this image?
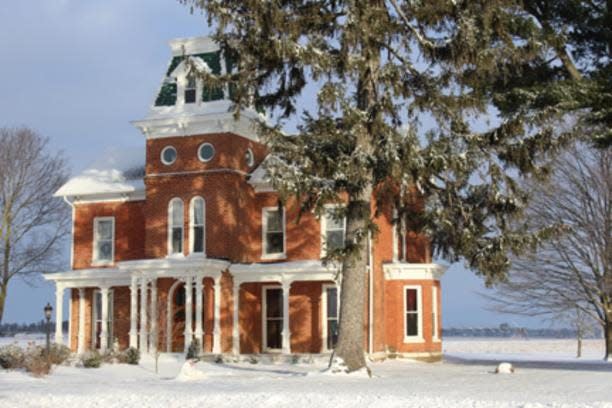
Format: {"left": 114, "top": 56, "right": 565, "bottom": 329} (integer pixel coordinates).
{"left": 404, "top": 286, "right": 423, "bottom": 342}
{"left": 263, "top": 287, "right": 283, "bottom": 351}
{"left": 161, "top": 146, "right": 177, "bottom": 165}
{"left": 245, "top": 148, "right": 255, "bottom": 167}
{"left": 432, "top": 286, "right": 440, "bottom": 341}
{"left": 168, "top": 198, "right": 184, "bottom": 255}
{"left": 198, "top": 143, "right": 215, "bottom": 162}
{"left": 93, "top": 217, "right": 114, "bottom": 264}
{"left": 262, "top": 207, "right": 285, "bottom": 258}
{"left": 323, "top": 285, "right": 339, "bottom": 351}
{"left": 190, "top": 197, "right": 205, "bottom": 254}
{"left": 322, "top": 206, "right": 346, "bottom": 256}
{"left": 184, "top": 74, "right": 197, "bottom": 104}
{"left": 92, "top": 289, "right": 113, "bottom": 350}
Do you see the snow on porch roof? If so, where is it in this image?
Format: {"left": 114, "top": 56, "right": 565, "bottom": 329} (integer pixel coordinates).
{"left": 55, "top": 147, "right": 145, "bottom": 199}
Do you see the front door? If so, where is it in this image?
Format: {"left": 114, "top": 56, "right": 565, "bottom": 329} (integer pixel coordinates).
{"left": 264, "top": 287, "right": 283, "bottom": 351}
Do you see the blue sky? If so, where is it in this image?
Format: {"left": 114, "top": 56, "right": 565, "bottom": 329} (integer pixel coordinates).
{"left": 0, "top": 1, "right": 545, "bottom": 329}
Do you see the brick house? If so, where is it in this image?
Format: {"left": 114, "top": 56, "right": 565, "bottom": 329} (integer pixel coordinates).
{"left": 45, "top": 37, "right": 446, "bottom": 360}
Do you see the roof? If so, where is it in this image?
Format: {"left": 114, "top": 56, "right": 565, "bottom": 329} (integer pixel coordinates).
{"left": 55, "top": 147, "right": 145, "bottom": 199}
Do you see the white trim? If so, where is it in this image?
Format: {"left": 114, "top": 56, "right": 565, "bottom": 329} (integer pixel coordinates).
{"left": 230, "top": 260, "right": 339, "bottom": 283}
{"left": 245, "top": 148, "right": 255, "bottom": 168}
{"left": 189, "top": 196, "right": 206, "bottom": 256}
{"left": 167, "top": 198, "right": 184, "bottom": 256}
{"left": 383, "top": 263, "right": 447, "bottom": 281}
{"left": 71, "top": 192, "right": 146, "bottom": 204}
{"left": 160, "top": 145, "right": 177, "bottom": 166}
{"left": 403, "top": 285, "right": 424, "bottom": 344}
{"left": 262, "top": 285, "right": 283, "bottom": 352}
{"left": 261, "top": 207, "right": 286, "bottom": 260}
{"left": 197, "top": 143, "right": 216, "bottom": 163}
{"left": 91, "top": 288, "right": 114, "bottom": 351}
{"left": 432, "top": 285, "right": 440, "bottom": 342}
{"left": 321, "top": 284, "right": 339, "bottom": 353}
{"left": 169, "top": 36, "right": 219, "bottom": 56}
{"left": 148, "top": 167, "right": 249, "bottom": 179}
{"left": 320, "top": 204, "right": 346, "bottom": 258}
{"left": 92, "top": 217, "right": 115, "bottom": 266}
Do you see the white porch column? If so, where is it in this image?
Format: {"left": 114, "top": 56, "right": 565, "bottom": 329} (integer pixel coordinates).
{"left": 149, "top": 279, "right": 158, "bottom": 354}
{"left": 281, "top": 280, "right": 292, "bottom": 355}
{"left": 194, "top": 277, "right": 204, "bottom": 353}
{"left": 100, "top": 287, "right": 110, "bottom": 352}
{"left": 129, "top": 276, "right": 139, "bottom": 348}
{"left": 184, "top": 277, "right": 194, "bottom": 353}
{"left": 77, "top": 288, "right": 86, "bottom": 354}
{"left": 232, "top": 279, "right": 240, "bottom": 355}
{"left": 213, "top": 275, "right": 222, "bottom": 354}
{"left": 54, "top": 284, "right": 64, "bottom": 345}
{"left": 139, "top": 278, "right": 148, "bottom": 353}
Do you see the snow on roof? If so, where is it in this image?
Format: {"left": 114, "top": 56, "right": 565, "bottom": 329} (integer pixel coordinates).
{"left": 55, "top": 147, "right": 145, "bottom": 198}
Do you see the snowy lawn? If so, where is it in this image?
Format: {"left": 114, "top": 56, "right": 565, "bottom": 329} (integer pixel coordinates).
{"left": 1, "top": 336, "right": 611, "bottom": 408}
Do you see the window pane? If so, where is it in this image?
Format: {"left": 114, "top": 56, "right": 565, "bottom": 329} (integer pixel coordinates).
{"left": 193, "top": 199, "right": 204, "bottom": 224}
{"left": 327, "top": 319, "right": 338, "bottom": 350}
{"left": 97, "top": 220, "right": 113, "bottom": 240}
{"left": 98, "top": 241, "right": 112, "bottom": 261}
{"left": 405, "top": 289, "right": 417, "bottom": 312}
{"left": 266, "top": 320, "right": 283, "bottom": 349}
{"left": 172, "top": 201, "right": 183, "bottom": 225}
{"left": 326, "top": 288, "right": 338, "bottom": 318}
{"left": 325, "top": 211, "right": 345, "bottom": 230}
{"left": 172, "top": 227, "right": 183, "bottom": 253}
{"left": 187, "top": 75, "right": 196, "bottom": 88}
{"left": 193, "top": 226, "right": 204, "bottom": 253}
{"left": 266, "top": 289, "right": 283, "bottom": 319}
{"left": 406, "top": 313, "right": 418, "bottom": 337}
{"left": 326, "top": 230, "right": 344, "bottom": 251}
{"left": 185, "top": 89, "right": 196, "bottom": 104}
{"left": 266, "top": 210, "right": 282, "bottom": 232}
{"left": 266, "top": 232, "right": 284, "bottom": 254}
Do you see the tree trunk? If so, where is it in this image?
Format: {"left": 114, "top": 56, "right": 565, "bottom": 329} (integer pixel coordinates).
{"left": 605, "top": 311, "right": 612, "bottom": 361}
{"left": 333, "top": 198, "right": 371, "bottom": 372}
{"left": 0, "top": 280, "right": 8, "bottom": 326}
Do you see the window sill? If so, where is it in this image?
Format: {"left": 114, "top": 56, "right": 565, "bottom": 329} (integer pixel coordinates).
{"left": 92, "top": 260, "right": 114, "bottom": 267}
{"left": 403, "top": 337, "right": 425, "bottom": 344}
{"left": 261, "top": 253, "right": 287, "bottom": 261}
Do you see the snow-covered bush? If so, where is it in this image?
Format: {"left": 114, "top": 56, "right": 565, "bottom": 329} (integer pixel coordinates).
{"left": 23, "top": 344, "right": 51, "bottom": 377}
{"left": 124, "top": 347, "right": 140, "bottom": 365}
{"left": 81, "top": 351, "right": 102, "bottom": 368}
{"left": 48, "top": 343, "right": 71, "bottom": 365}
{"left": 0, "top": 344, "right": 25, "bottom": 369}
{"left": 186, "top": 340, "right": 200, "bottom": 360}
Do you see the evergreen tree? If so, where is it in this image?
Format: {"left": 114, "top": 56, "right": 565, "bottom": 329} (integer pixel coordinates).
{"left": 181, "top": 0, "right": 602, "bottom": 371}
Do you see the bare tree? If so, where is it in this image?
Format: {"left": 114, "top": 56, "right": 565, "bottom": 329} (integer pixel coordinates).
{"left": 485, "top": 143, "right": 611, "bottom": 359}
{"left": 0, "top": 127, "right": 70, "bottom": 325}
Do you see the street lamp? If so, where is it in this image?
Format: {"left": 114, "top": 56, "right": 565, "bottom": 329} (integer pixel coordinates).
{"left": 44, "top": 303, "right": 53, "bottom": 365}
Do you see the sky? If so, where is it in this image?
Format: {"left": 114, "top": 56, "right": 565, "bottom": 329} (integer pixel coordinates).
{"left": 0, "top": 0, "right": 546, "bottom": 329}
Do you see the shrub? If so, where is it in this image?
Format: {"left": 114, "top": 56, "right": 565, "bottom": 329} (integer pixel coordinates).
{"left": 124, "top": 347, "right": 140, "bottom": 365}
{"left": 186, "top": 340, "right": 200, "bottom": 360}
{"left": 23, "top": 344, "right": 51, "bottom": 377}
{"left": 81, "top": 351, "right": 102, "bottom": 368}
{"left": 0, "top": 344, "right": 25, "bottom": 369}
{"left": 48, "top": 343, "right": 71, "bottom": 366}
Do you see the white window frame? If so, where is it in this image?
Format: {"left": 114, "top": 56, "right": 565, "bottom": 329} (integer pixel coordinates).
{"left": 184, "top": 73, "right": 197, "bottom": 104}
{"left": 320, "top": 204, "right": 347, "bottom": 258}
{"left": 403, "top": 285, "right": 424, "bottom": 343}
{"left": 262, "top": 285, "right": 283, "bottom": 352}
{"left": 91, "top": 289, "right": 114, "bottom": 350}
{"left": 176, "top": 66, "right": 202, "bottom": 106}
{"left": 432, "top": 285, "right": 440, "bottom": 342}
{"left": 189, "top": 196, "right": 206, "bottom": 255}
{"left": 160, "top": 145, "right": 177, "bottom": 166}
{"left": 92, "top": 217, "right": 115, "bottom": 266}
{"left": 198, "top": 143, "right": 216, "bottom": 163}
{"left": 261, "top": 207, "right": 286, "bottom": 260}
{"left": 321, "top": 283, "right": 340, "bottom": 352}
{"left": 167, "top": 198, "right": 184, "bottom": 256}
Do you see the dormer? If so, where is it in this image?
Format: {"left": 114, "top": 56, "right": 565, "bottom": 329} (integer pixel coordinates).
{"left": 132, "top": 36, "right": 262, "bottom": 142}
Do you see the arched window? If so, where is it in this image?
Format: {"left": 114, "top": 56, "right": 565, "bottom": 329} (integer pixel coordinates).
{"left": 190, "top": 197, "right": 205, "bottom": 254}
{"left": 168, "top": 198, "right": 184, "bottom": 255}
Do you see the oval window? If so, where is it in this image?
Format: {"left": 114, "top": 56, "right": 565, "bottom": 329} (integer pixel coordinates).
{"left": 198, "top": 143, "right": 215, "bottom": 162}
{"left": 245, "top": 148, "right": 255, "bottom": 167}
{"left": 161, "top": 146, "right": 177, "bottom": 165}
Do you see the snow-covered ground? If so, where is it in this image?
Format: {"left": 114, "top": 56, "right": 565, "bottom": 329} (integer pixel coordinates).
{"left": 1, "top": 335, "right": 610, "bottom": 408}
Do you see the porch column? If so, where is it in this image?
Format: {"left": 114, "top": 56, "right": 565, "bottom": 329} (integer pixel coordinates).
{"left": 194, "top": 277, "right": 204, "bottom": 353}
{"left": 184, "top": 277, "right": 194, "bottom": 353}
{"left": 139, "top": 278, "right": 148, "bottom": 353}
{"left": 54, "top": 284, "right": 64, "bottom": 345}
{"left": 100, "top": 287, "right": 110, "bottom": 352}
{"left": 77, "top": 288, "right": 86, "bottom": 354}
{"left": 281, "top": 280, "right": 292, "bottom": 355}
{"left": 213, "top": 275, "right": 222, "bottom": 354}
{"left": 129, "top": 276, "right": 138, "bottom": 348}
{"left": 149, "top": 279, "right": 158, "bottom": 354}
{"left": 232, "top": 279, "right": 240, "bottom": 355}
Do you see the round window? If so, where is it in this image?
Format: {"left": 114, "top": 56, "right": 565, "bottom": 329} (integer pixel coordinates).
{"left": 161, "top": 146, "right": 177, "bottom": 165}
{"left": 198, "top": 143, "right": 215, "bottom": 162}
{"left": 245, "top": 148, "right": 255, "bottom": 167}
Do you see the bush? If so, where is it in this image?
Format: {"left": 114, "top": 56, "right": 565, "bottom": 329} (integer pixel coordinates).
{"left": 0, "top": 344, "right": 25, "bottom": 369}
{"left": 124, "top": 347, "right": 140, "bottom": 365}
{"left": 23, "top": 344, "right": 51, "bottom": 377}
{"left": 186, "top": 340, "right": 200, "bottom": 360}
{"left": 48, "top": 343, "right": 71, "bottom": 366}
{"left": 81, "top": 350, "right": 102, "bottom": 368}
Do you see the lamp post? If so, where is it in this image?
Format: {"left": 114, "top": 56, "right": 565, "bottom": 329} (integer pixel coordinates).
{"left": 44, "top": 303, "right": 53, "bottom": 365}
